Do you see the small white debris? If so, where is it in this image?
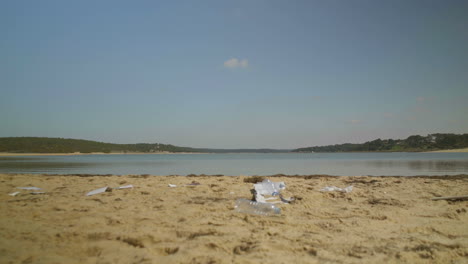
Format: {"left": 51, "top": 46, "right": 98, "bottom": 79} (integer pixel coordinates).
{"left": 9, "top": 191, "right": 20, "bottom": 196}
{"left": 115, "top": 185, "right": 133, "bottom": 189}
{"left": 168, "top": 184, "right": 177, "bottom": 188}
{"left": 17, "top": 187, "right": 41, "bottom": 190}
{"left": 86, "top": 186, "right": 110, "bottom": 196}
{"left": 320, "top": 186, "right": 353, "bottom": 193}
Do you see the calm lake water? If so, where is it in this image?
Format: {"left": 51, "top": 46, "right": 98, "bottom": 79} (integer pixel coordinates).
{"left": 1, "top": 152, "right": 468, "bottom": 176}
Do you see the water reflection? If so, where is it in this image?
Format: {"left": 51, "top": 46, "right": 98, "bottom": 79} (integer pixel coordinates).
{"left": 0, "top": 161, "right": 99, "bottom": 172}
{"left": 0, "top": 157, "right": 43, "bottom": 161}
{"left": 0, "top": 153, "right": 467, "bottom": 176}
{"left": 367, "top": 160, "right": 468, "bottom": 172}
{"left": 0, "top": 157, "right": 178, "bottom": 174}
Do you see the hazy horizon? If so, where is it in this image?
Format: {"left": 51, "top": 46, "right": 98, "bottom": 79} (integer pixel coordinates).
{"left": 2, "top": 1, "right": 467, "bottom": 149}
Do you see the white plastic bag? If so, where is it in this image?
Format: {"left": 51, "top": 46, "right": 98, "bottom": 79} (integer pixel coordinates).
{"left": 320, "top": 186, "right": 353, "bottom": 193}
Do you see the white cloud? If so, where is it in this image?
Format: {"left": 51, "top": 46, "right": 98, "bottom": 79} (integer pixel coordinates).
{"left": 224, "top": 58, "right": 249, "bottom": 69}
{"left": 240, "top": 59, "right": 248, "bottom": 68}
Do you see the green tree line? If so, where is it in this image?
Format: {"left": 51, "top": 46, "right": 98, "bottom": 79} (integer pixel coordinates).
{"left": 1, "top": 133, "right": 467, "bottom": 154}
{"left": 0, "top": 137, "right": 198, "bottom": 153}
{"left": 293, "top": 133, "right": 468, "bottom": 152}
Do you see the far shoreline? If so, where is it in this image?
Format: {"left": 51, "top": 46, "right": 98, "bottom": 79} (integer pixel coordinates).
{"left": 0, "top": 152, "right": 207, "bottom": 156}
{"left": 424, "top": 147, "right": 468, "bottom": 153}
{"left": 1, "top": 147, "right": 468, "bottom": 156}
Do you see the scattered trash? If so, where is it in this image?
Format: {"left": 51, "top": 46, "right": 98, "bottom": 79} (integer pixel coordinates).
{"left": 86, "top": 184, "right": 134, "bottom": 196}
{"left": 280, "top": 195, "right": 295, "bottom": 203}
{"left": 234, "top": 198, "right": 281, "bottom": 216}
{"left": 168, "top": 181, "right": 200, "bottom": 187}
{"left": 9, "top": 191, "right": 47, "bottom": 196}
{"left": 17, "top": 187, "right": 41, "bottom": 190}
{"left": 12, "top": 187, "right": 47, "bottom": 196}
{"left": 252, "top": 179, "right": 293, "bottom": 204}
{"left": 86, "top": 186, "right": 110, "bottom": 196}
{"left": 186, "top": 181, "right": 201, "bottom": 186}
{"left": 320, "top": 186, "right": 353, "bottom": 193}
{"left": 431, "top": 195, "right": 468, "bottom": 201}
{"left": 254, "top": 179, "right": 285, "bottom": 196}
{"left": 114, "top": 185, "right": 133, "bottom": 189}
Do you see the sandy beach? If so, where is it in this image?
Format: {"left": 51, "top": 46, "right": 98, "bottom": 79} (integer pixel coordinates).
{"left": 426, "top": 148, "right": 468, "bottom": 153}
{"left": 1, "top": 174, "right": 467, "bottom": 264}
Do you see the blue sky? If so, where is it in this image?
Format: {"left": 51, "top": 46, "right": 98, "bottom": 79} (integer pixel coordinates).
{"left": 1, "top": 0, "right": 467, "bottom": 149}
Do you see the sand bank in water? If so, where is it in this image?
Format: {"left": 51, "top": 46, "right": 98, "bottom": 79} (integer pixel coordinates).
{"left": 426, "top": 148, "right": 468, "bottom": 153}
{"left": 1, "top": 174, "right": 467, "bottom": 263}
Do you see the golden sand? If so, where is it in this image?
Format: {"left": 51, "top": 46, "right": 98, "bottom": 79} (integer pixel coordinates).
{"left": 1, "top": 174, "right": 467, "bottom": 263}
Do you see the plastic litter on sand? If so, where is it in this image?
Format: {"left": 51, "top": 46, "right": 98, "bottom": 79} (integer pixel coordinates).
{"left": 114, "top": 185, "right": 133, "bottom": 189}
{"left": 253, "top": 179, "right": 294, "bottom": 204}
{"left": 320, "top": 186, "right": 353, "bottom": 193}
{"left": 234, "top": 198, "right": 281, "bottom": 216}
{"left": 86, "top": 186, "right": 110, "bottom": 196}
{"left": 17, "top": 187, "right": 41, "bottom": 191}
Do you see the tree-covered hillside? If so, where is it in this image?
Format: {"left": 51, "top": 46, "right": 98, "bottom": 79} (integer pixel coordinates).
{"left": 1, "top": 133, "right": 467, "bottom": 154}
{"left": 293, "top": 133, "right": 468, "bottom": 152}
{"left": 0, "top": 137, "right": 198, "bottom": 153}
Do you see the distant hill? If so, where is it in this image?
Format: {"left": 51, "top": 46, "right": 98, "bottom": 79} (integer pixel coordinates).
{"left": 0, "top": 137, "right": 198, "bottom": 153}
{"left": 195, "top": 148, "right": 291, "bottom": 153}
{"left": 2, "top": 133, "right": 467, "bottom": 154}
{"left": 0, "top": 137, "right": 291, "bottom": 154}
{"left": 293, "top": 133, "right": 468, "bottom": 152}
